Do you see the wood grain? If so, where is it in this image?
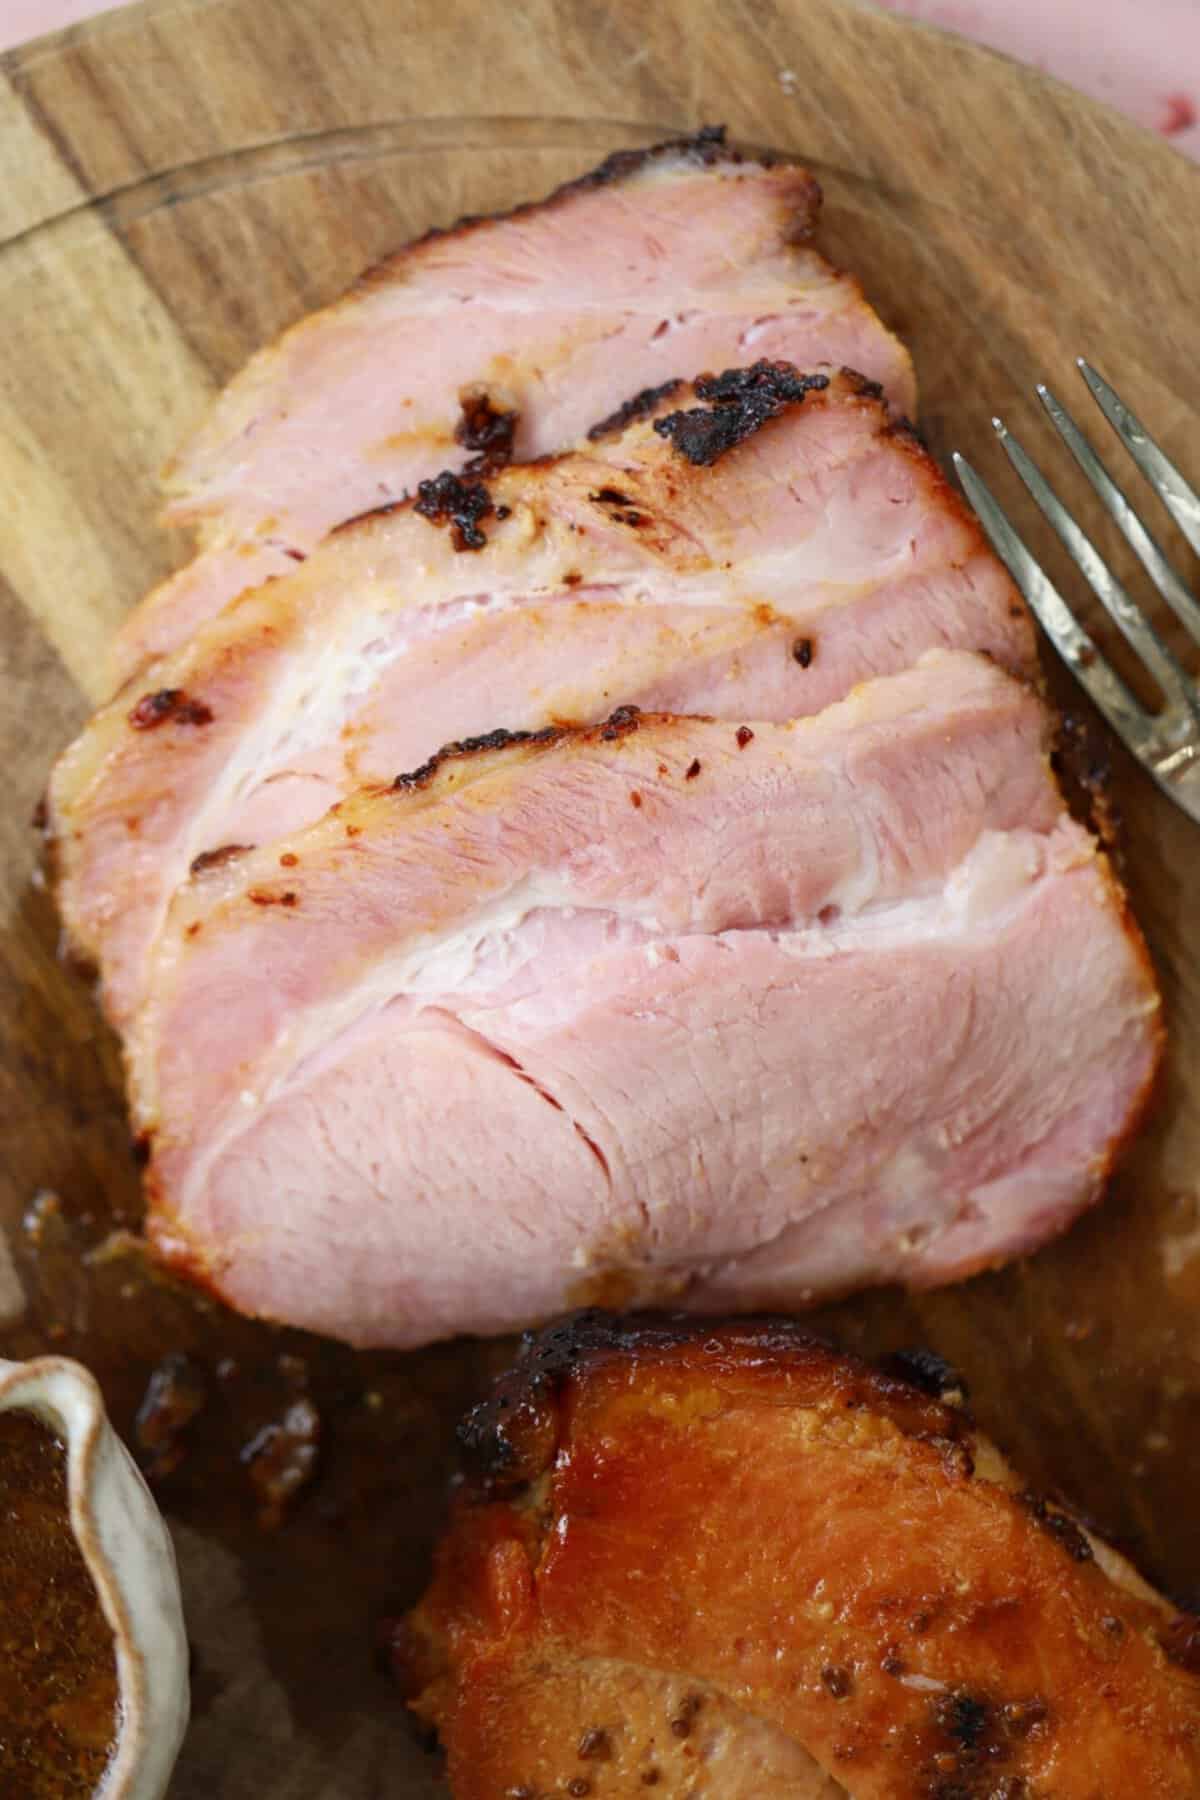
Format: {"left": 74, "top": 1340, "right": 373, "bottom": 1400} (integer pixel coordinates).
{"left": 1, "top": 1, "right": 1198, "bottom": 1792}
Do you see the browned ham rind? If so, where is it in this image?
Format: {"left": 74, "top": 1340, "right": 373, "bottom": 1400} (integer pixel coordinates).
{"left": 400, "top": 1313, "right": 1200, "bottom": 1797}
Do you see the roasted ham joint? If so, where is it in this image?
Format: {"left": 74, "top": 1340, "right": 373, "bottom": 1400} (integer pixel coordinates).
{"left": 47, "top": 129, "right": 1162, "bottom": 1349}
{"left": 400, "top": 1313, "right": 1200, "bottom": 1797}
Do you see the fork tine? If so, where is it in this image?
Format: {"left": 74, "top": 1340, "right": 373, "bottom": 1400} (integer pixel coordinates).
{"left": 1078, "top": 360, "right": 1200, "bottom": 562}
{"left": 952, "top": 452, "right": 1154, "bottom": 752}
{"left": 1037, "top": 382, "right": 1200, "bottom": 650}
{"left": 991, "top": 417, "right": 1200, "bottom": 722}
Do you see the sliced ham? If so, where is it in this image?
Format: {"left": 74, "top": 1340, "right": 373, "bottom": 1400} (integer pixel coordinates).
{"left": 48, "top": 368, "right": 1031, "bottom": 1030}
{"left": 112, "top": 128, "right": 915, "bottom": 681}
{"left": 400, "top": 1313, "right": 1200, "bottom": 1798}
{"left": 128, "top": 659, "right": 1161, "bottom": 1348}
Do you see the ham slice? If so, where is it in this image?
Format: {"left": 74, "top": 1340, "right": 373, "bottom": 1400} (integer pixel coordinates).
{"left": 129, "top": 658, "right": 1161, "bottom": 1348}
{"left": 112, "top": 128, "right": 915, "bottom": 682}
{"left": 399, "top": 1313, "right": 1200, "bottom": 1798}
{"left": 48, "top": 368, "right": 1030, "bottom": 1030}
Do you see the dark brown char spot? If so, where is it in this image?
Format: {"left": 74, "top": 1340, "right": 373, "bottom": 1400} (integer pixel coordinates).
{"left": 1018, "top": 1490, "right": 1094, "bottom": 1563}
{"left": 457, "top": 1308, "right": 972, "bottom": 1498}
{"left": 587, "top": 378, "right": 684, "bottom": 441}
{"left": 654, "top": 361, "right": 830, "bottom": 465}
{"left": 577, "top": 1726, "right": 611, "bottom": 1760}
{"left": 598, "top": 705, "right": 642, "bottom": 742}
{"left": 413, "top": 469, "right": 494, "bottom": 551}
{"left": 393, "top": 723, "right": 565, "bottom": 791}
{"left": 455, "top": 387, "right": 518, "bottom": 474}
{"left": 129, "top": 688, "right": 214, "bottom": 729}
{"left": 877, "top": 1347, "right": 969, "bottom": 1404}
{"left": 189, "top": 842, "right": 253, "bottom": 877}
{"left": 793, "top": 636, "right": 814, "bottom": 667}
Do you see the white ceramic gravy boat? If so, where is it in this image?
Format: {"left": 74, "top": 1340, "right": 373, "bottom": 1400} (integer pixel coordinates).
{"left": 0, "top": 1355, "right": 189, "bottom": 1798}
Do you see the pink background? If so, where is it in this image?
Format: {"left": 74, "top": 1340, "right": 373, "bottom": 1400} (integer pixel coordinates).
{"left": 2, "top": 0, "right": 1199, "bottom": 161}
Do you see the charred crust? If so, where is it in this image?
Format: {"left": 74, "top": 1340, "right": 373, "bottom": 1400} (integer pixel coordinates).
{"left": 128, "top": 688, "right": 214, "bottom": 730}
{"left": 413, "top": 469, "right": 495, "bottom": 551}
{"left": 131, "top": 1131, "right": 152, "bottom": 1168}
{"left": 587, "top": 379, "right": 684, "bottom": 441}
{"left": 30, "top": 794, "right": 48, "bottom": 833}
{"left": 457, "top": 1311, "right": 714, "bottom": 1493}
{"left": 457, "top": 1310, "right": 975, "bottom": 1499}
{"left": 653, "top": 361, "right": 830, "bottom": 465}
{"left": 934, "top": 1691, "right": 991, "bottom": 1749}
{"left": 877, "top": 1347, "right": 969, "bottom": 1405}
{"left": 840, "top": 368, "right": 886, "bottom": 403}
{"left": 884, "top": 411, "right": 928, "bottom": 450}
{"left": 917, "top": 1687, "right": 1049, "bottom": 1795}
{"left": 566, "top": 122, "right": 734, "bottom": 187}
{"left": 393, "top": 724, "right": 566, "bottom": 791}
{"left": 353, "top": 128, "right": 817, "bottom": 293}
{"left": 1018, "top": 1490, "right": 1095, "bottom": 1563}
{"left": 455, "top": 387, "right": 518, "bottom": 474}
{"left": 189, "top": 843, "right": 253, "bottom": 878}
{"left": 392, "top": 707, "right": 642, "bottom": 791}
{"left": 598, "top": 705, "right": 642, "bottom": 741}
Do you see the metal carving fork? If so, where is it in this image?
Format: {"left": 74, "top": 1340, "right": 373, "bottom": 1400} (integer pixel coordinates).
{"left": 954, "top": 361, "right": 1200, "bottom": 824}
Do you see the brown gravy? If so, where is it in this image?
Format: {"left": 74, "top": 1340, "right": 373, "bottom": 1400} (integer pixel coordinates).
{"left": 0, "top": 1408, "right": 120, "bottom": 1795}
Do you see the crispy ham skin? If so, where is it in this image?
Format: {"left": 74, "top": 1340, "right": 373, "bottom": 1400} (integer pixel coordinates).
{"left": 129, "top": 673, "right": 1161, "bottom": 1349}
{"left": 400, "top": 1314, "right": 1200, "bottom": 1799}
{"left": 48, "top": 370, "right": 1031, "bottom": 1031}
{"left": 111, "top": 129, "right": 915, "bottom": 682}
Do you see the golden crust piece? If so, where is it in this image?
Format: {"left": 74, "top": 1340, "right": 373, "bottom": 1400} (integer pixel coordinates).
{"left": 399, "top": 1313, "right": 1200, "bottom": 1799}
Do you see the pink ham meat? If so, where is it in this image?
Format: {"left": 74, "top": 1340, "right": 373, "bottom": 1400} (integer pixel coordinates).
{"left": 112, "top": 128, "right": 915, "bottom": 682}
{"left": 48, "top": 369, "right": 1031, "bottom": 1031}
{"left": 129, "top": 656, "right": 1162, "bottom": 1349}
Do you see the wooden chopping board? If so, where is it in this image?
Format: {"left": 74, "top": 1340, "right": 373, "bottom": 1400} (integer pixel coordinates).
{"left": 2, "top": 0, "right": 1199, "bottom": 1791}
